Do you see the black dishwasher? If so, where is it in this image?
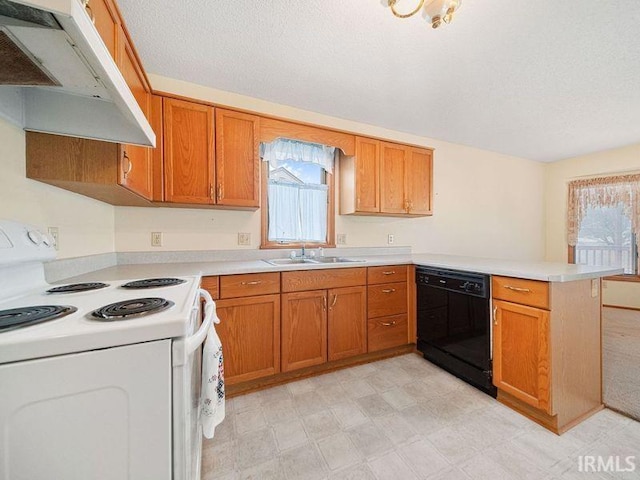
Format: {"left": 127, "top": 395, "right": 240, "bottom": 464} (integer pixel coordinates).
{"left": 416, "top": 267, "right": 496, "bottom": 397}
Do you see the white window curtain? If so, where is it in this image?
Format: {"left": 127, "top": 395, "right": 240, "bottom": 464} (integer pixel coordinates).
{"left": 567, "top": 174, "right": 640, "bottom": 246}
{"left": 268, "top": 182, "right": 328, "bottom": 242}
{"left": 261, "top": 138, "right": 335, "bottom": 173}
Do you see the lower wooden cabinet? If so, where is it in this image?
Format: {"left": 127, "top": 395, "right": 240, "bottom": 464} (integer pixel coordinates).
{"left": 214, "top": 294, "right": 280, "bottom": 386}
{"left": 281, "top": 291, "right": 328, "bottom": 372}
{"left": 493, "top": 299, "right": 551, "bottom": 413}
{"left": 368, "top": 314, "right": 409, "bottom": 352}
{"left": 328, "top": 286, "right": 367, "bottom": 361}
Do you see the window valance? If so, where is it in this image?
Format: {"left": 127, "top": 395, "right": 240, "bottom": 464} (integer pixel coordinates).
{"left": 567, "top": 174, "right": 640, "bottom": 246}
{"left": 260, "top": 138, "right": 335, "bottom": 173}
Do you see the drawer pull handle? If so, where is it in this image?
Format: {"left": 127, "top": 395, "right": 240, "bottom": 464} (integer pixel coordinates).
{"left": 323, "top": 296, "right": 327, "bottom": 311}
{"left": 504, "top": 285, "right": 532, "bottom": 293}
{"left": 382, "top": 288, "right": 396, "bottom": 294}
{"left": 493, "top": 306, "right": 498, "bottom": 326}
{"left": 382, "top": 271, "right": 396, "bottom": 275}
{"left": 380, "top": 321, "right": 397, "bottom": 327}
{"left": 330, "top": 294, "right": 338, "bottom": 308}
{"left": 241, "top": 280, "right": 263, "bottom": 286}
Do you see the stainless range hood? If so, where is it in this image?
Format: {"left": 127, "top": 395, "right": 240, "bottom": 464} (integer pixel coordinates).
{"left": 0, "top": 0, "right": 155, "bottom": 146}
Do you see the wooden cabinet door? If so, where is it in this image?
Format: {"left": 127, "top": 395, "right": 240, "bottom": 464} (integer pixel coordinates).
{"left": 163, "top": 98, "right": 215, "bottom": 204}
{"left": 90, "top": 0, "right": 119, "bottom": 60}
{"left": 493, "top": 300, "right": 551, "bottom": 413}
{"left": 215, "top": 109, "right": 260, "bottom": 207}
{"left": 380, "top": 142, "right": 407, "bottom": 214}
{"left": 215, "top": 295, "right": 280, "bottom": 385}
{"left": 406, "top": 147, "right": 432, "bottom": 215}
{"left": 116, "top": 27, "right": 152, "bottom": 200}
{"left": 328, "top": 286, "right": 367, "bottom": 361}
{"left": 354, "top": 137, "right": 380, "bottom": 213}
{"left": 281, "top": 291, "right": 327, "bottom": 372}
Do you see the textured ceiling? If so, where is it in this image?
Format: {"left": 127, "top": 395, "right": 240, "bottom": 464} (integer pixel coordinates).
{"left": 118, "top": 0, "right": 640, "bottom": 162}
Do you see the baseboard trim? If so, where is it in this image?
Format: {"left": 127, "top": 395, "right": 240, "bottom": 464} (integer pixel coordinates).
{"left": 227, "top": 344, "right": 417, "bottom": 398}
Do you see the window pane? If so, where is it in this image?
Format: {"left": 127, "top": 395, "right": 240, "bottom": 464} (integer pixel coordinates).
{"left": 267, "top": 160, "right": 328, "bottom": 244}
{"left": 576, "top": 205, "right": 636, "bottom": 274}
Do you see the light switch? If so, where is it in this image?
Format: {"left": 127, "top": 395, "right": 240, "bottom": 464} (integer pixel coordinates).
{"left": 591, "top": 279, "right": 599, "bottom": 298}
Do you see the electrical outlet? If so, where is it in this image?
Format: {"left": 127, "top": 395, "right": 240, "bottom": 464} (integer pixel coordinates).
{"left": 238, "top": 233, "right": 251, "bottom": 246}
{"left": 388, "top": 234, "right": 395, "bottom": 245}
{"left": 337, "top": 233, "right": 347, "bottom": 245}
{"left": 47, "top": 227, "right": 59, "bottom": 250}
{"left": 591, "top": 279, "right": 599, "bottom": 298}
{"left": 151, "top": 232, "right": 163, "bottom": 247}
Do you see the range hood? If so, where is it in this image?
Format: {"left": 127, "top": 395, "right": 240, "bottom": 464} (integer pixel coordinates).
{"left": 0, "top": 0, "right": 155, "bottom": 146}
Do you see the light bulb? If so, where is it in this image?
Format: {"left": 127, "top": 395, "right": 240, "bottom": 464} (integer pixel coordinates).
{"left": 422, "top": 0, "right": 462, "bottom": 28}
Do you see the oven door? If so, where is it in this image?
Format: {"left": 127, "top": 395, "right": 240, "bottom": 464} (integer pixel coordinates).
{"left": 172, "top": 291, "right": 207, "bottom": 480}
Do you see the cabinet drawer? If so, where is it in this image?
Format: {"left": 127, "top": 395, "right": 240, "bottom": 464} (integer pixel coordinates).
{"left": 368, "top": 282, "right": 407, "bottom": 318}
{"left": 492, "top": 276, "right": 549, "bottom": 310}
{"left": 201, "top": 276, "right": 220, "bottom": 299}
{"left": 282, "top": 268, "right": 366, "bottom": 293}
{"left": 368, "top": 265, "right": 408, "bottom": 285}
{"left": 220, "top": 273, "right": 280, "bottom": 298}
{"left": 368, "top": 314, "right": 408, "bottom": 352}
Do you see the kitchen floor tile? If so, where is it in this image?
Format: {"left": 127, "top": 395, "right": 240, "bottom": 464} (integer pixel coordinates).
{"left": 368, "top": 451, "right": 417, "bottom": 480}
{"left": 331, "top": 400, "right": 369, "bottom": 429}
{"left": 280, "top": 442, "right": 327, "bottom": 480}
{"left": 201, "top": 354, "right": 638, "bottom": 480}
{"left": 346, "top": 421, "right": 393, "bottom": 459}
{"left": 317, "top": 432, "right": 361, "bottom": 471}
{"left": 235, "top": 408, "right": 267, "bottom": 435}
{"left": 303, "top": 409, "right": 341, "bottom": 440}
{"left": 354, "top": 394, "right": 395, "bottom": 418}
{"left": 274, "top": 418, "right": 308, "bottom": 452}
{"left": 329, "top": 463, "right": 376, "bottom": 480}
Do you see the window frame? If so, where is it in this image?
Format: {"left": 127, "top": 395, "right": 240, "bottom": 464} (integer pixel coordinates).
{"left": 260, "top": 161, "right": 336, "bottom": 249}
{"left": 568, "top": 205, "right": 640, "bottom": 279}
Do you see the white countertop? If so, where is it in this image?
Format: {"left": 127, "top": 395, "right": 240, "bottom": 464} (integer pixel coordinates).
{"left": 63, "top": 253, "right": 622, "bottom": 284}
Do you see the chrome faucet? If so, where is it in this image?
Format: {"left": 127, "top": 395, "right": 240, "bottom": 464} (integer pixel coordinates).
{"left": 301, "top": 244, "right": 306, "bottom": 258}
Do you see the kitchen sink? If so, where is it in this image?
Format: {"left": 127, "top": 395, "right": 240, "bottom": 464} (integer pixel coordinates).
{"left": 263, "top": 257, "right": 365, "bottom": 266}
{"left": 263, "top": 258, "right": 319, "bottom": 266}
{"left": 313, "top": 256, "right": 365, "bottom": 264}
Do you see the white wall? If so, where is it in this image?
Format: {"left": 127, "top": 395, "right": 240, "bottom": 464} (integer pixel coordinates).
{"left": 545, "top": 143, "right": 640, "bottom": 308}
{"left": 0, "top": 118, "right": 115, "bottom": 259}
{"left": 114, "top": 75, "right": 546, "bottom": 260}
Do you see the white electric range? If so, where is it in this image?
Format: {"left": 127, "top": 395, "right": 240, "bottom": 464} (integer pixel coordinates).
{"left": 0, "top": 220, "right": 216, "bottom": 480}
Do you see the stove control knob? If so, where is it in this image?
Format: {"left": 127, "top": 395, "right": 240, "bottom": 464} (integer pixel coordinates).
{"left": 27, "top": 229, "right": 43, "bottom": 246}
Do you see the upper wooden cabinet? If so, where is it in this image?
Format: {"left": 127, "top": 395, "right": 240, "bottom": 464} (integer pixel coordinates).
{"left": 163, "top": 98, "right": 215, "bottom": 204}
{"left": 116, "top": 26, "right": 152, "bottom": 200}
{"left": 215, "top": 109, "right": 260, "bottom": 207}
{"left": 90, "top": 0, "right": 120, "bottom": 60}
{"left": 341, "top": 137, "right": 433, "bottom": 217}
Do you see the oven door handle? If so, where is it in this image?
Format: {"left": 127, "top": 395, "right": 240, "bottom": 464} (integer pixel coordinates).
{"left": 185, "top": 289, "right": 219, "bottom": 355}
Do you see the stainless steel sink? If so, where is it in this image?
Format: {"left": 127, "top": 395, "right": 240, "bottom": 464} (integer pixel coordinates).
{"left": 263, "top": 258, "right": 319, "bottom": 266}
{"left": 313, "top": 256, "right": 365, "bottom": 264}
{"left": 263, "top": 256, "right": 365, "bottom": 266}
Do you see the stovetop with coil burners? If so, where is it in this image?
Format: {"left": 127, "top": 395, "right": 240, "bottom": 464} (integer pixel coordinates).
{"left": 0, "top": 275, "right": 202, "bottom": 363}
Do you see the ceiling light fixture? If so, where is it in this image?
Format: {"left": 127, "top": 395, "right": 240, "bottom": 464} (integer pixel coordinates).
{"left": 387, "top": 0, "right": 462, "bottom": 29}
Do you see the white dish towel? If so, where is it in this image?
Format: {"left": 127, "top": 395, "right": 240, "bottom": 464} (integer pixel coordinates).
{"left": 200, "top": 306, "right": 225, "bottom": 439}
